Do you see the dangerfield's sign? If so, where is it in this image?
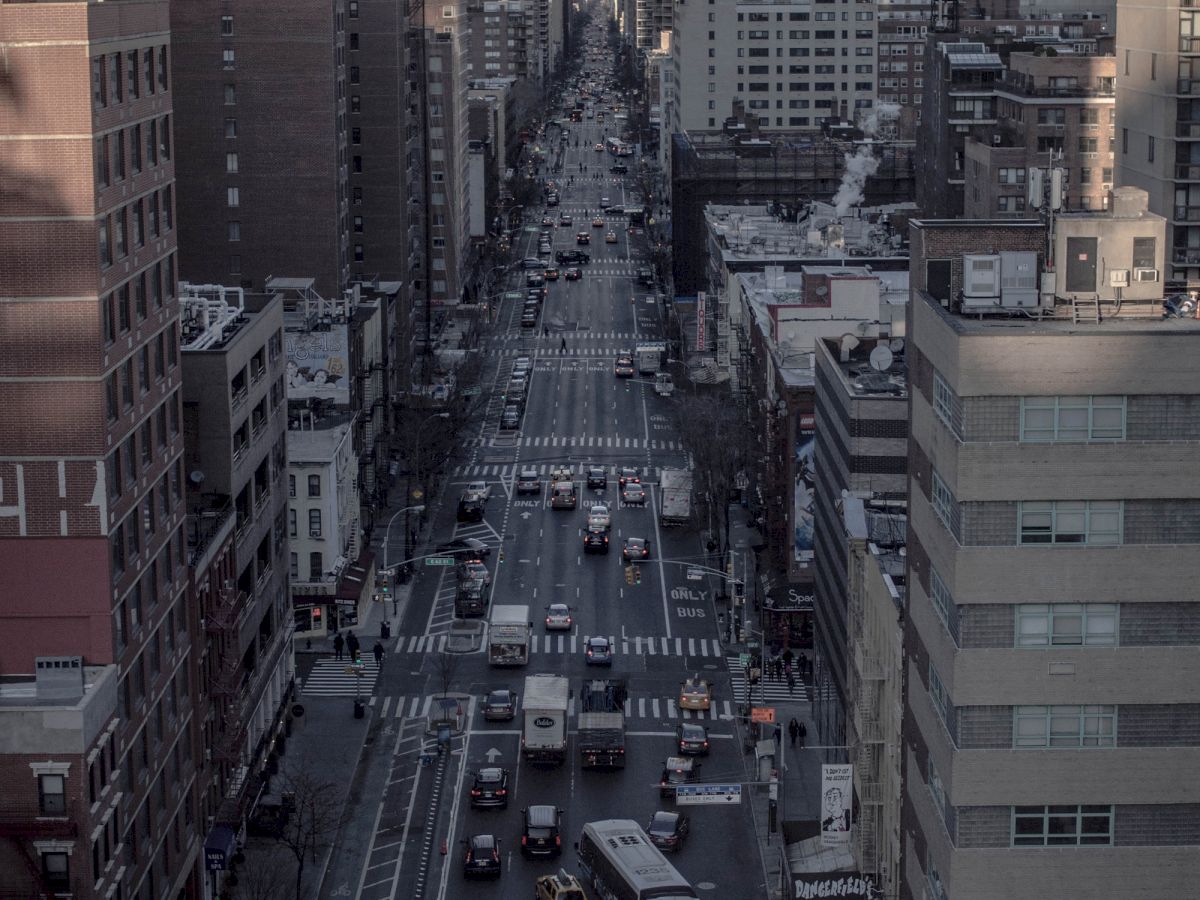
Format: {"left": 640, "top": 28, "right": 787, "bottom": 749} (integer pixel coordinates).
{"left": 794, "top": 874, "right": 874, "bottom": 899}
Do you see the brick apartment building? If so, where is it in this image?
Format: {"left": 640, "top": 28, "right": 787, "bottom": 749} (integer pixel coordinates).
{"left": 170, "top": 0, "right": 350, "bottom": 298}
{"left": 0, "top": 3, "right": 203, "bottom": 897}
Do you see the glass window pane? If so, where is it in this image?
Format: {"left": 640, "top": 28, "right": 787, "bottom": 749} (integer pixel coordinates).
{"left": 1057, "top": 405, "right": 1089, "bottom": 440}
{"left": 1080, "top": 810, "right": 1112, "bottom": 844}
{"left": 1050, "top": 608, "right": 1084, "bottom": 645}
{"left": 1017, "top": 609, "right": 1049, "bottom": 646}
{"left": 1022, "top": 403, "right": 1055, "bottom": 440}
{"left": 1086, "top": 504, "right": 1121, "bottom": 544}
{"left": 1053, "top": 504, "right": 1086, "bottom": 542}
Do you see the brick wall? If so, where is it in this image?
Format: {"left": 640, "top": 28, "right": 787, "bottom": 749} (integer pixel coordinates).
{"left": 1126, "top": 395, "right": 1200, "bottom": 440}
{"left": 1115, "top": 804, "right": 1200, "bottom": 846}
{"left": 962, "top": 396, "right": 1020, "bottom": 442}
{"left": 909, "top": 220, "right": 1045, "bottom": 303}
{"left": 957, "top": 706, "right": 1013, "bottom": 750}
{"left": 957, "top": 605, "right": 1012, "bottom": 650}
{"left": 1124, "top": 499, "right": 1200, "bottom": 544}
{"left": 1121, "top": 603, "right": 1200, "bottom": 646}
{"left": 959, "top": 501, "right": 1018, "bottom": 546}
{"left": 1118, "top": 705, "right": 1200, "bottom": 747}
{"left": 955, "top": 806, "right": 1010, "bottom": 849}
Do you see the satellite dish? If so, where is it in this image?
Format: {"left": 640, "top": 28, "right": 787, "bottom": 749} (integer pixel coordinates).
{"left": 869, "top": 345, "right": 894, "bottom": 372}
{"left": 815, "top": 285, "right": 828, "bottom": 296}
{"left": 889, "top": 338, "right": 905, "bottom": 352}
{"left": 189, "top": 470, "right": 206, "bottom": 486}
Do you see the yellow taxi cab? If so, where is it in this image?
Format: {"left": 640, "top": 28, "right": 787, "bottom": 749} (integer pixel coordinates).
{"left": 678, "top": 675, "right": 712, "bottom": 711}
{"left": 535, "top": 871, "right": 586, "bottom": 900}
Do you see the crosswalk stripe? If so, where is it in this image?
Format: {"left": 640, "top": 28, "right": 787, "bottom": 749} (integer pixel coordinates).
{"left": 675, "top": 638, "right": 683, "bottom": 656}
{"left": 652, "top": 698, "right": 661, "bottom": 718}
{"left": 687, "top": 638, "right": 695, "bottom": 656}
{"left": 380, "top": 697, "right": 391, "bottom": 717}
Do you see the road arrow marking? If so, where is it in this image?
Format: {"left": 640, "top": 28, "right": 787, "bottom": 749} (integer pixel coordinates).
{"left": 485, "top": 747, "right": 502, "bottom": 763}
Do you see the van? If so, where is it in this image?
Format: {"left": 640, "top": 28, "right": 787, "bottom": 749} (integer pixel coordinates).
{"left": 520, "top": 805, "right": 563, "bottom": 858}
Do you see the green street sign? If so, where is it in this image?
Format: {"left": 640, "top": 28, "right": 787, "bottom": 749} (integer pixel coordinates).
{"left": 425, "top": 556, "right": 455, "bottom": 566}
{"left": 739, "top": 653, "right": 752, "bottom": 669}
{"left": 461, "top": 386, "right": 481, "bottom": 397}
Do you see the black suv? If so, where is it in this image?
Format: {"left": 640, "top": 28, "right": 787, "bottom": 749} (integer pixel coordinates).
{"left": 521, "top": 805, "right": 563, "bottom": 858}
{"left": 556, "top": 249, "right": 590, "bottom": 265}
{"left": 457, "top": 496, "right": 485, "bottom": 522}
{"left": 583, "top": 527, "right": 609, "bottom": 554}
{"left": 470, "top": 768, "right": 510, "bottom": 808}
{"left": 586, "top": 466, "right": 607, "bottom": 489}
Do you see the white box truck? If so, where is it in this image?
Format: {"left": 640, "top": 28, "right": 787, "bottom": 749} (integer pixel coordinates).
{"left": 523, "top": 674, "right": 570, "bottom": 765}
{"left": 659, "top": 468, "right": 693, "bottom": 526}
{"left": 488, "top": 604, "right": 532, "bottom": 666}
{"left": 635, "top": 342, "right": 666, "bottom": 376}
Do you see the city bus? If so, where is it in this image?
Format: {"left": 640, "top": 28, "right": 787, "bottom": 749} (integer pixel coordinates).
{"left": 576, "top": 820, "right": 697, "bottom": 900}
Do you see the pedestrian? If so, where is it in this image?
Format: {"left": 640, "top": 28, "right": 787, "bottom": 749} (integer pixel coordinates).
{"left": 346, "top": 631, "right": 360, "bottom": 660}
{"left": 799, "top": 721, "right": 807, "bottom": 748}
{"left": 380, "top": 620, "right": 390, "bottom": 641}
{"left": 784, "top": 660, "right": 793, "bottom": 681}
{"left": 788, "top": 717, "right": 800, "bottom": 747}
{"left": 787, "top": 672, "right": 797, "bottom": 695}
{"left": 332, "top": 630, "right": 344, "bottom": 661}
{"left": 773, "top": 723, "right": 782, "bottom": 745}
{"left": 560, "top": 337, "right": 567, "bottom": 353}
{"left": 373, "top": 641, "right": 385, "bottom": 666}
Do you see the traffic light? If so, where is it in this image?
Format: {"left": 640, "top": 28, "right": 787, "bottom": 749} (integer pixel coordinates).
{"left": 378, "top": 571, "right": 391, "bottom": 603}
{"left": 633, "top": 567, "right": 642, "bottom": 585}
{"left": 624, "top": 566, "right": 634, "bottom": 585}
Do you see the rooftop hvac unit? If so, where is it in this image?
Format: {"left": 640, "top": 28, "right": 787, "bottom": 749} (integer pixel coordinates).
{"left": 1000, "top": 251, "right": 1038, "bottom": 307}
{"left": 962, "top": 254, "right": 1001, "bottom": 299}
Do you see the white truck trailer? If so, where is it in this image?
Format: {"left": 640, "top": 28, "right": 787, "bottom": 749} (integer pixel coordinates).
{"left": 522, "top": 674, "right": 571, "bottom": 765}
{"left": 659, "top": 467, "right": 693, "bottom": 526}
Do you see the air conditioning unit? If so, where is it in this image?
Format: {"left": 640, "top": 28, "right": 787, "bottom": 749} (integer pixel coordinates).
{"left": 1000, "top": 251, "right": 1038, "bottom": 307}
{"left": 1134, "top": 267, "right": 1159, "bottom": 282}
{"left": 1109, "top": 269, "right": 1130, "bottom": 287}
{"left": 992, "top": 134, "right": 1002, "bottom": 145}
{"left": 962, "top": 254, "right": 1001, "bottom": 298}
{"left": 310, "top": 529, "right": 323, "bottom": 538}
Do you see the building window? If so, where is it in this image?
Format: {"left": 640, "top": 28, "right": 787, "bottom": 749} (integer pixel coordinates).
{"left": 309, "top": 551, "right": 323, "bottom": 580}
{"left": 289, "top": 509, "right": 297, "bottom": 538}
{"left": 927, "top": 661, "right": 950, "bottom": 729}
{"left": 1018, "top": 500, "right": 1122, "bottom": 545}
{"left": 226, "top": 152, "right": 239, "bottom": 174}
{"left": 228, "top": 187, "right": 240, "bottom": 208}
{"left": 228, "top": 221, "right": 240, "bottom": 242}
{"left": 930, "top": 470, "right": 954, "bottom": 531}
{"left": 225, "top": 118, "right": 237, "bottom": 138}
{"left": 38, "top": 775, "right": 66, "bottom": 815}
{"left": 290, "top": 552, "right": 299, "bottom": 579}
{"left": 288, "top": 474, "right": 296, "bottom": 498}
{"left": 1016, "top": 603, "right": 1118, "bottom": 647}
{"left": 931, "top": 370, "right": 956, "bottom": 431}
{"left": 41, "top": 853, "right": 70, "bottom": 891}
{"left": 1012, "top": 805, "right": 1113, "bottom": 847}
{"left": 221, "top": 14, "right": 233, "bottom": 34}
{"left": 1014, "top": 705, "right": 1116, "bottom": 748}
{"left": 1020, "top": 396, "right": 1126, "bottom": 442}
{"left": 308, "top": 509, "right": 322, "bottom": 538}
{"left": 308, "top": 475, "right": 321, "bottom": 497}
{"left": 929, "top": 566, "right": 953, "bottom": 634}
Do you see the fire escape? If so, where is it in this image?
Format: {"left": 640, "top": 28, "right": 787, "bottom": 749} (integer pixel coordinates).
{"left": 848, "top": 549, "right": 886, "bottom": 882}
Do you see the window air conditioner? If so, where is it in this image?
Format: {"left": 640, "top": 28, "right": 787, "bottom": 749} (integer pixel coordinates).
{"left": 310, "top": 529, "right": 323, "bottom": 538}
{"left": 1134, "top": 267, "right": 1159, "bottom": 282}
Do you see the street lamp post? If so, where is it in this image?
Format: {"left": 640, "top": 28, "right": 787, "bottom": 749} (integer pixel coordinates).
{"left": 381, "top": 503, "right": 427, "bottom": 574}
{"left": 405, "top": 411, "right": 451, "bottom": 567}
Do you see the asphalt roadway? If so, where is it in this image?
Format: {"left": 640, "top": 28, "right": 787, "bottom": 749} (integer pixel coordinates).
{"left": 315, "top": 32, "right": 769, "bottom": 900}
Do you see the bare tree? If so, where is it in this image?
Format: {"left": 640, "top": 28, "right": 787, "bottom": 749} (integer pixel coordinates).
{"left": 672, "top": 390, "right": 753, "bottom": 557}
{"left": 230, "top": 862, "right": 288, "bottom": 900}
{"left": 433, "top": 647, "right": 460, "bottom": 704}
{"left": 270, "top": 767, "right": 345, "bottom": 900}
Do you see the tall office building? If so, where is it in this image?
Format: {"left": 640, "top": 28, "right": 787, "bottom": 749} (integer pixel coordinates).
{"left": 667, "top": 0, "right": 879, "bottom": 133}
{"left": 0, "top": 4, "right": 201, "bottom": 897}
{"left": 1117, "top": 0, "right": 1200, "bottom": 287}
{"left": 902, "top": 190, "right": 1200, "bottom": 899}
{"left": 170, "top": 1, "right": 350, "bottom": 298}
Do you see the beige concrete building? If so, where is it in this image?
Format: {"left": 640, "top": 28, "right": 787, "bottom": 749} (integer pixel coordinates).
{"left": 667, "top": 0, "right": 879, "bottom": 134}
{"left": 843, "top": 496, "right": 905, "bottom": 899}
{"left": 1116, "top": 0, "right": 1200, "bottom": 287}
{"left": 964, "top": 51, "right": 1116, "bottom": 218}
{"left": 901, "top": 190, "right": 1199, "bottom": 899}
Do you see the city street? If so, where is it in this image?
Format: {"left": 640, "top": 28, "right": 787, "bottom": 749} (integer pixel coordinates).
{"left": 312, "top": 35, "right": 776, "bottom": 900}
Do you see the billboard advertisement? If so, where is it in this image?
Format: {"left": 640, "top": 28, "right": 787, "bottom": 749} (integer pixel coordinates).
{"left": 286, "top": 325, "right": 350, "bottom": 404}
{"left": 820, "top": 763, "right": 853, "bottom": 845}
{"left": 794, "top": 411, "right": 816, "bottom": 566}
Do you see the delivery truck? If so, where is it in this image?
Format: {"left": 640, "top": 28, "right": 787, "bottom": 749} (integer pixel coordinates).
{"left": 658, "top": 468, "right": 693, "bottom": 526}
{"left": 488, "top": 605, "right": 532, "bottom": 666}
{"left": 523, "top": 674, "right": 570, "bottom": 765}
{"left": 578, "top": 679, "right": 627, "bottom": 770}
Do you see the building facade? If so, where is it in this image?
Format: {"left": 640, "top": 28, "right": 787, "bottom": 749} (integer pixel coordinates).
{"left": 964, "top": 51, "right": 1116, "bottom": 219}
{"left": 902, "top": 193, "right": 1198, "bottom": 899}
{"left": 1116, "top": 0, "right": 1200, "bottom": 287}
{"left": 667, "top": 0, "right": 879, "bottom": 134}
{"left": 170, "top": 0, "right": 350, "bottom": 298}
{"left": 811, "top": 336, "right": 908, "bottom": 753}
{"left": 0, "top": 3, "right": 203, "bottom": 896}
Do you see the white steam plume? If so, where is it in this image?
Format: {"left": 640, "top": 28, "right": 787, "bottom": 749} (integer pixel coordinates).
{"left": 833, "top": 146, "right": 880, "bottom": 216}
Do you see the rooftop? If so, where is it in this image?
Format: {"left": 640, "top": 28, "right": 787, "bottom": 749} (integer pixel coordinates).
{"left": 706, "top": 201, "right": 912, "bottom": 264}
{"left": 819, "top": 336, "right": 909, "bottom": 399}
{"left": 179, "top": 284, "right": 278, "bottom": 353}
